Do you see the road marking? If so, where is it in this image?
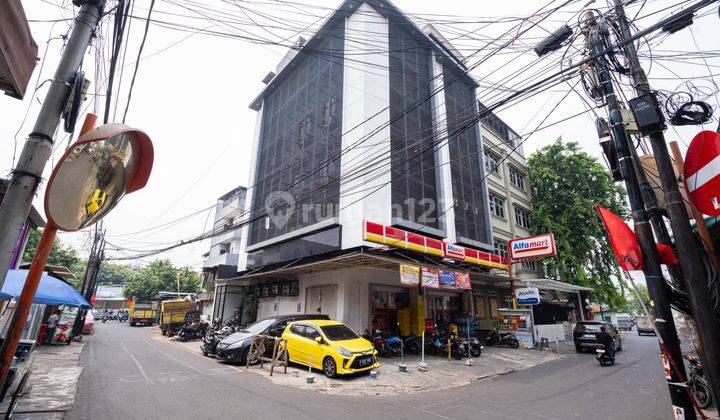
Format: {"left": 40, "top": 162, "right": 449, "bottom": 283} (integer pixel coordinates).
{"left": 121, "top": 340, "right": 149, "bottom": 381}
{"left": 168, "top": 341, "right": 246, "bottom": 374}
{"left": 145, "top": 341, "right": 204, "bottom": 375}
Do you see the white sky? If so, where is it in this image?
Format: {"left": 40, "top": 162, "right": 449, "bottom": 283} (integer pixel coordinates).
{"left": 1, "top": 0, "right": 718, "bottom": 273}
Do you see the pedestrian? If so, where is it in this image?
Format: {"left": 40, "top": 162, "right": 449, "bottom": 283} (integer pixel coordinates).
{"left": 46, "top": 309, "right": 60, "bottom": 345}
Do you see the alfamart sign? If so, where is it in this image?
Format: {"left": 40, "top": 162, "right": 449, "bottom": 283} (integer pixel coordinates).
{"left": 508, "top": 233, "right": 556, "bottom": 262}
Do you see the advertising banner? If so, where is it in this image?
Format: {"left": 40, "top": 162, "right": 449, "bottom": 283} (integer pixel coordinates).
{"left": 515, "top": 287, "right": 540, "bottom": 305}
{"left": 421, "top": 267, "right": 439, "bottom": 288}
{"left": 399, "top": 264, "right": 420, "bottom": 286}
{"left": 455, "top": 272, "right": 471, "bottom": 290}
{"left": 439, "top": 270, "right": 456, "bottom": 289}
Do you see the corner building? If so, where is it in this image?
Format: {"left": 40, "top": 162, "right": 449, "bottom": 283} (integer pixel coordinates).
{"left": 216, "top": 0, "right": 533, "bottom": 336}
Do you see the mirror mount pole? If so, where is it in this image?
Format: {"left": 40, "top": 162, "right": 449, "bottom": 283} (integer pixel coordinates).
{"left": 0, "top": 223, "right": 58, "bottom": 386}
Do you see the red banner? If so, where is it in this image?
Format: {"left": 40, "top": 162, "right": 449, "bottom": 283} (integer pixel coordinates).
{"left": 595, "top": 205, "right": 643, "bottom": 271}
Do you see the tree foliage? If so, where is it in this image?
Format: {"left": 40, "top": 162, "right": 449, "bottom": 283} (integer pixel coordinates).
{"left": 123, "top": 259, "right": 200, "bottom": 301}
{"left": 22, "top": 229, "right": 82, "bottom": 277}
{"left": 96, "top": 262, "right": 137, "bottom": 285}
{"left": 628, "top": 283, "right": 650, "bottom": 315}
{"left": 528, "top": 139, "right": 629, "bottom": 310}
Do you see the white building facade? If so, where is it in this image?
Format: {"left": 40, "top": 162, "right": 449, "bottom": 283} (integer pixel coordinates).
{"left": 216, "top": 0, "right": 536, "bottom": 334}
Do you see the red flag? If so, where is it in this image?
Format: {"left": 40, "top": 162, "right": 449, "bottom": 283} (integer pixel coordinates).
{"left": 656, "top": 243, "right": 679, "bottom": 266}
{"left": 595, "top": 205, "right": 643, "bottom": 271}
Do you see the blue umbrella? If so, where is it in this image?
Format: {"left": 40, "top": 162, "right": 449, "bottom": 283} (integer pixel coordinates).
{"left": 1, "top": 269, "right": 90, "bottom": 308}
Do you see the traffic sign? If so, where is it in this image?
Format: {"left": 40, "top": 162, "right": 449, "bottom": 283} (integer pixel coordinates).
{"left": 684, "top": 130, "right": 720, "bottom": 216}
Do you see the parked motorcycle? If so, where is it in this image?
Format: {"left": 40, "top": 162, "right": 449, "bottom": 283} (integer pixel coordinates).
{"left": 363, "top": 329, "right": 391, "bottom": 358}
{"left": 596, "top": 344, "right": 614, "bottom": 366}
{"left": 202, "top": 326, "right": 234, "bottom": 357}
{"left": 177, "top": 320, "right": 209, "bottom": 342}
{"left": 464, "top": 337, "right": 483, "bottom": 357}
{"left": 684, "top": 354, "right": 714, "bottom": 409}
{"left": 427, "top": 331, "right": 464, "bottom": 360}
{"left": 402, "top": 336, "right": 422, "bottom": 355}
{"left": 486, "top": 329, "right": 519, "bottom": 348}
{"left": 101, "top": 315, "right": 108, "bottom": 323}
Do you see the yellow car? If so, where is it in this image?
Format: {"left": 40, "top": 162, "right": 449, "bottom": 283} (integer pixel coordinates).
{"left": 85, "top": 188, "right": 107, "bottom": 215}
{"left": 282, "top": 320, "right": 379, "bottom": 378}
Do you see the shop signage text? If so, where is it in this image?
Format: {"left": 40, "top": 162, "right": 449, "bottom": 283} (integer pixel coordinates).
{"left": 515, "top": 287, "right": 540, "bottom": 305}
{"left": 508, "top": 233, "right": 556, "bottom": 262}
{"left": 364, "top": 221, "right": 507, "bottom": 270}
{"left": 399, "top": 264, "right": 420, "bottom": 285}
{"left": 421, "top": 267, "right": 439, "bottom": 288}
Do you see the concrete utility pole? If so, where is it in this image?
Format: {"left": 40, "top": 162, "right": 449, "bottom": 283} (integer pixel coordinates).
{"left": 582, "top": 12, "right": 697, "bottom": 418}
{"left": 72, "top": 227, "right": 105, "bottom": 338}
{"left": 614, "top": 1, "right": 720, "bottom": 414}
{"left": 0, "top": 1, "right": 104, "bottom": 288}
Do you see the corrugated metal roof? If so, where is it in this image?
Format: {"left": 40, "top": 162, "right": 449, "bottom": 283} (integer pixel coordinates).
{"left": 0, "top": 0, "right": 38, "bottom": 99}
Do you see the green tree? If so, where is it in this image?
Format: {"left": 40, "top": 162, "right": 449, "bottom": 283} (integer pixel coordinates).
{"left": 528, "top": 139, "right": 629, "bottom": 310}
{"left": 22, "top": 229, "right": 82, "bottom": 276}
{"left": 123, "top": 259, "right": 200, "bottom": 301}
{"left": 96, "top": 262, "right": 138, "bottom": 285}
{"left": 628, "top": 283, "right": 650, "bottom": 315}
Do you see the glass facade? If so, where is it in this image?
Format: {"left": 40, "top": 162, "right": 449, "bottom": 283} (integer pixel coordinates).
{"left": 444, "top": 65, "right": 490, "bottom": 244}
{"left": 249, "top": 23, "right": 345, "bottom": 246}
{"left": 388, "top": 22, "right": 439, "bottom": 229}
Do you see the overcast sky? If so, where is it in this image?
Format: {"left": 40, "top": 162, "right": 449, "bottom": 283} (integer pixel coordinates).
{"left": 2, "top": 0, "right": 718, "bottom": 272}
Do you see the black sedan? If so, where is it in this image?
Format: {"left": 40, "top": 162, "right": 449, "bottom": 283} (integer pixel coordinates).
{"left": 215, "top": 314, "right": 329, "bottom": 364}
{"left": 573, "top": 321, "right": 623, "bottom": 353}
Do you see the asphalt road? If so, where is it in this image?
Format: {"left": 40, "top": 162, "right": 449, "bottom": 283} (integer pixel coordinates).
{"left": 68, "top": 322, "right": 674, "bottom": 420}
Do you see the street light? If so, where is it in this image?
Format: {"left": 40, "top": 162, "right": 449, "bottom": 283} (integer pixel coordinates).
{"left": 0, "top": 115, "right": 154, "bottom": 387}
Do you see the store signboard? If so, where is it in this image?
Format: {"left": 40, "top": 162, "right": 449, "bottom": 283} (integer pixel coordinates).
{"left": 439, "top": 270, "right": 456, "bottom": 288}
{"left": 444, "top": 243, "right": 466, "bottom": 260}
{"left": 421, "top": 267, "right": 439, "bottom": 288}
{"left": 515, "top": 287, "right": 540, "bottom": 305}
{"left": 455, "top": 272, "right": 471, "bottom": 290}
{"left": 508, "top": 233, "right": 556, "bottom": 262}
{"left": 399, "top": 264, "right": 420, "bottom": 286}
{"left": 363, "top": 221, "right": 507, "bottom": 270}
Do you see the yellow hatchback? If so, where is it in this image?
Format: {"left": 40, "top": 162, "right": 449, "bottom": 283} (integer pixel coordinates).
{"left": 282, "top": 319, "right": 379, "bottom": 378}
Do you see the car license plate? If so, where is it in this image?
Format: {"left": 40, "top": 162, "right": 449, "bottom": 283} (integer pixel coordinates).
{"left": 596, "top": 349, "right": 605, "bottom": 353}
{"left": 357, "top": 356, "right": 373, "bottom": 367}
{"left": 582, "top": 334, "right": 596, "bottom": 339}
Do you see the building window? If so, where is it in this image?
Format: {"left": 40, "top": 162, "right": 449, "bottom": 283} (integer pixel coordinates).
{"left": 489, "top": 193, "right": 505, "bottom": 219}
{"left": 389, "top": 20, "right": 438, "bottom": 228}
{"left": 248, "top": 21, "right": 345, "bottom": 246}
{"left": 509, "top": 167, "right": 526, "bottom": 190}
{"left": 444, "top": 65, "right": 489, "bottom": 244}
{"left": 514, "top": 206, "right": 531, "bottom": 229}
{"left": 484, "top": 150, "right": 501, "bottom": 175}
{"left": 493, "top": 239, "right": 507, "bottom": 259}
{"left": 521, "top": 261, "right": 536, "bottom": 271}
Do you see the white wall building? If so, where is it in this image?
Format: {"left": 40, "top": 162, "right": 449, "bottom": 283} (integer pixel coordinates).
{"left": 201, "top": 186, "right": 246, "bottom": 288}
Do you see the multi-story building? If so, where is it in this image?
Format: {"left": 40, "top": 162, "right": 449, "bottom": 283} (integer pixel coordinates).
{"left": 480, "top": 112, "right": 541, "bottom": 278}
{"left": 216, "top": 0, "right": 540, "bottom": 334}
{"left": 201, "top": 186, "right": 246, "bottom": 288}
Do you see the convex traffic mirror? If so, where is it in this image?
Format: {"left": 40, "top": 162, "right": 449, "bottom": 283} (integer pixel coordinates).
{"left": 45, "top": 123, "right": 154, "bottom": 231}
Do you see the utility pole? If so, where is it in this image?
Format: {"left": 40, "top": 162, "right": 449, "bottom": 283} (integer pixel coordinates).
{"left": 582, "top": 12, "right": 697, "bottom": 418}
{"left": 614, "top": 1, "right": 720, "bottom": 414}
{"left": 72, "top": 228, "right": 105, "bottom": 338}
{"left": 0, "top": 1, "right": 104, "bottom": 289}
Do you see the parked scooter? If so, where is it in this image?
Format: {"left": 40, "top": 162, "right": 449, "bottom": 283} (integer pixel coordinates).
{"left": 363, "top": 329, "right": 391, "bottom": 358}
{"left": 464, "top": 337, "right": 483, "bottom": 357}
{"left": 595, "top": 344, "right": 614, "bottom": 366}
{"left": 177, "top": 320, "right": 209, "bottom": 342}
{"left": 485, "top": 329, "right": 519, "bottom": 348}
{"left": 202, "top": 326, "right": 234, "bottom": 357}
{"left": 402, "top": 336, "right": 422, "bottom": 355}
{"left": 684, "top": 354, "right": 714, "bottom": 409}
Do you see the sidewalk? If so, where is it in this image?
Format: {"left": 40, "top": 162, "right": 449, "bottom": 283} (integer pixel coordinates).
{"left": 166, "top": 332, "right": 565, "bottom": 397}
{"left": 0, "top": 341, "right": 85, "bottom": 419}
